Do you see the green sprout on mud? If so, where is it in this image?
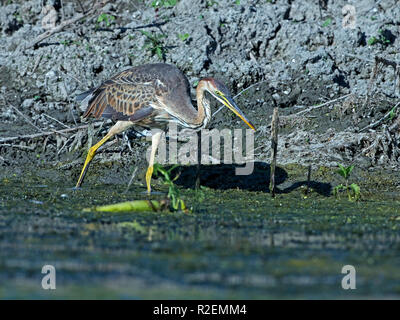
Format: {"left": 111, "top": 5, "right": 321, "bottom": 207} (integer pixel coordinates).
{"left": 97, "top": 13, "right": 115, "bottom": 28}
{"left": 141, "top": 30, "right": 167, "bottom": 60}
{"left": 389, "top": 105, "right": 398, "bottom": 121}
{"left": 85, "top": 44, "right": 94, "bottom": 52}
{"left": 322, "top": 18, "right": 332, "bottom": 27}
{"left": 151, "top": 0, "right": 177, "bottom": 8}
{"left": 368, "top": 30, "right": 391, "bottom": 46}
{"left": 367, "top": 36, "right": 378, "bottom": 46}
{"left": 177, "top": 33, "right": 189, "bottom": 42}
{"left": 153, "top": 164, "right": 186, "bottom": 211}
{"left": 333, "top": 164, "right": 361, "bottom": 201}
{"left": 59, "top": 40, "right": 80, "bottom": 47}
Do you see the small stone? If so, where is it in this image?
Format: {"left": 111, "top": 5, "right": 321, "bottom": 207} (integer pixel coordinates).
{"left": 22, "top": 98, "right": 34, "bottom": 108}
{"left": 45, "top": 70, "right": 57, "bottom": 80}
{"left": 272, "top": 93, "right": 280, "bottom": 100}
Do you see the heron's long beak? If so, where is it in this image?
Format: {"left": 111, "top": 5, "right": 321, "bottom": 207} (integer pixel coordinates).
{"left": 221, "top": 95, "right": 255, "bottom": 130}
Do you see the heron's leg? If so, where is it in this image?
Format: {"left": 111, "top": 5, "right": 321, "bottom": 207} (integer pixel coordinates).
{"left": 75, "top": 121, "right": 133, "bottom": 188}
{"left": 75, "top": 134, "right": 113, "bottom": 188}
{"left": 145, "top": 131, "right": 162, "bottom": 194}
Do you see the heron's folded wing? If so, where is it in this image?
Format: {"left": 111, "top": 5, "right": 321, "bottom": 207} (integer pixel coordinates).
{"left": 82, "top": 79, "right": 157, "bottom": 122}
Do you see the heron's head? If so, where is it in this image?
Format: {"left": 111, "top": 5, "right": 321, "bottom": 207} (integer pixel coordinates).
{"left": 201, "top": 78, "right": 255, "bottom": 130}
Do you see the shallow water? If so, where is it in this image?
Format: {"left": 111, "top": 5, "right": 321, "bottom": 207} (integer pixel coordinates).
{"left": 0, "top": 167, "right": 399, "bottom": 299}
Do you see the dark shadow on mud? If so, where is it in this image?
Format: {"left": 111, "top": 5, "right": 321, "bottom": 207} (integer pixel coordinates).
{"left": 168, "top": 162, "right": 331, "bottom": 196}
{"left": 279, "top": 180, "right": 332, "bottom": 197}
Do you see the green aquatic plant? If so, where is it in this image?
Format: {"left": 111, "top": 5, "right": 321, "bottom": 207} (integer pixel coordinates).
{"left": 151, "top": 0, "right": 177, "bottom": 8}
{"left": 84, "top": 200, "right": 167, "bottom": 213}
{"left": 82, "top": 165, "right": 187, "bottom": 213}
{"left": 322, "top": 18, "right": 332, "bottom": 27}
{"left": 177, "top": 33, "right": 189, "bottom": 42}
{"left": 368, "top": 30, "right": 392, "bottom": 47}
{"left": 97, "top": 13, "right": 115, "bottom": 28}
{"left": 153, "top": 164, "right": 186, "bottom": 211}
{"left": 333, "top": 164, "right": 361, "bottom": 201}
{"left": 59, "top": 40, "right": 80, "bottom": 46}
{"left": 378, "top": 29, "right": 391, "bottom": 45}
{"left": 367, "top": 36, "right": 378, "bottom": 46}
{"left": 140, "top": 30, "right": 167, "bottom": 60}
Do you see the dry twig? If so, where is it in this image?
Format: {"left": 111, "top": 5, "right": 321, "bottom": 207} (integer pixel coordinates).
{"left": 269, "top": 107, "right": 279, "bottom": 197}
{"left": 10, "top": 104, "right": 44, "bottom": 133}
{"left": 0, "top": 122, "right": 103, "bottom": 144}
{"left": 359, "top": 101, "right": 400, "bottom": 132}
{"left": 290, "top": 93, "right": 352, "bottom": 117}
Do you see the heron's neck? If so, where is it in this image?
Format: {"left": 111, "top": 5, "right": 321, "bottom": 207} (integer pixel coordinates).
{"left": 195, "top": 81, "right": 211, "bottom": 129}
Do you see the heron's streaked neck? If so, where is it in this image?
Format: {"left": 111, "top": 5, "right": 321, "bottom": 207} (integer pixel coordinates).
{"left": 195, "top": 80, "right": 212, "bottom": 129}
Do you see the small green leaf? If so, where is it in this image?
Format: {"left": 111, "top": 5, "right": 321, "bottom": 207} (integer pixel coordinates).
{"left": 345, "top": 165, "right": 354, "bottom": 177}
{"left": 367, "top": 36, "right": 378, "bottom": 46}
{"left": 322, "top": 18, "right": 332, "bottom": 27}
{"left": 389, "top": 105, "right": 397, "bottom": 121}
{"left": 350, "top": 183, "right": 361, "bottom": 200}
{"left": 333, "top": 184, "right": 344, "bottom": 198}
{"left": 156, "top": 46, "right": 163, "bottom": 59}
{"left": 337, "top": 164, "right": 347, "bottom": 179}
{"left": 178, "top": 33, "right": 189, "bottom": 41}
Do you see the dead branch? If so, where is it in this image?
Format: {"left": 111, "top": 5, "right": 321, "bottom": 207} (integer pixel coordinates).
{"left": 0, "top": 122, "right": 103, "bottom": 144}
{"left": 24, "top": 0, "right": 111, "bottom": 50}
{"left": 359, "top": 101, "right": 400, "bottom": 132}
{"left": 31, "top": 54, "right": 43, "bottom": 73}
{"left": 10, "top": 104, "right": 44, "bottom": 133}
{"left": 43, "top": 113, "right": 71, "bottom": 129}
{"left": 269, "top": 107, "right": 279, "bottom": 197}
{"left": 0, "top": 144, "right": 35, "bottom": 151}
{"left": 290, "top": 93, "right": 353, "bottom": 117}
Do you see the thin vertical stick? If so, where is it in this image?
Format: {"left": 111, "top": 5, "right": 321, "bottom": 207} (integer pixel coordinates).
{"left": 270, "top": 107, "right": 279, "bottom": 197}
{"left": 306, "top": 165, "right": 312, "bottom": 195}
{"left": 195, "top": 130, "right": 201, "bottom": 189}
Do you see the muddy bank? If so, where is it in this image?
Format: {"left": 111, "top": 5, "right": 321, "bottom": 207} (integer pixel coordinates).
{"left": 0, "top": 0, "right": 399, "bottom": 173}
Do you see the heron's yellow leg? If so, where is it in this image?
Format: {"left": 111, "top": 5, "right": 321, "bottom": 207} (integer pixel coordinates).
{"left": 75, "top": 134, "right": 112, "bottom": 188}
{"left": 145, "top": 165, "right": 154, "bottom": 194}
{"left": 146, "top": 131, "right": 162, "bottom": 194}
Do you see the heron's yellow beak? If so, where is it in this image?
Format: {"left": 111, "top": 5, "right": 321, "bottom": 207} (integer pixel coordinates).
{"left": 221, "top": 95, "right": 256, "bottom": 130}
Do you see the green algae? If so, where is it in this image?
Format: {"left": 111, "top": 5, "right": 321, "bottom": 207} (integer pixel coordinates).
{"left": 0, "top": 164, "right": 399, "bottom": 299}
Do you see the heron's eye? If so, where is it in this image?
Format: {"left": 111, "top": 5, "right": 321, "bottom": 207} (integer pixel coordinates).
{"left": 215, "top": 90, "right": 223, "bottom": 96}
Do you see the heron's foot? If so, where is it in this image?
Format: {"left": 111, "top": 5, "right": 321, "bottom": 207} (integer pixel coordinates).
{"left": 145, "top": 165, "right": 154, "bottom": 195}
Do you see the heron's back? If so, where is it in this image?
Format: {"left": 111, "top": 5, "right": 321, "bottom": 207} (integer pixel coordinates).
{"left": 78, "top": 63, "right": 198, "bottom": 126}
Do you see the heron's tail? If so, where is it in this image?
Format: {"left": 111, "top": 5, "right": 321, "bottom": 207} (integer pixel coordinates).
{"left": 76, "top": 88, "right": 96, "bottom": 102}
{"left": 76, "top": 88, "right": 96, "bottom": 113}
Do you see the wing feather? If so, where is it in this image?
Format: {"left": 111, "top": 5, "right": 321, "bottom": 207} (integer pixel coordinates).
{"left": 82, "top": 75, "right": 159, "bottom": 121}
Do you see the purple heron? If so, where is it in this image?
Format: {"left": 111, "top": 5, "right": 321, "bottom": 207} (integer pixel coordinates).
{"left": 75, "top": 63, "right": 255, "bottom": 193}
